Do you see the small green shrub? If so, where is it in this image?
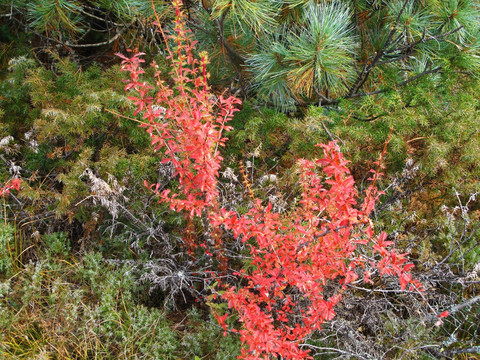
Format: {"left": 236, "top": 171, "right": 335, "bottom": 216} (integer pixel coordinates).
{"left": 0, "top": 240, "right": 180, "bottom": 359}
{"left": 0, "top": 231, "right": 242, "bottom": 359}
{"left": 181, "top": 308, "right": 240, "bottom": 360}
{"left": 0, "top": 224, "right": 14, "bottom": 276}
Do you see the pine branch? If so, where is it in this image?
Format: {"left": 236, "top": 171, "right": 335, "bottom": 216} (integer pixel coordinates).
{"left": 10, "top": 16, "right": 131, "bottom": 49}
{"left": 346, "top": 0, "right": 412, "bottom": 97}
{"left": 211, "top": 10, "right": 247, "bottom": 95}
{"left": 349, "top": 66, "right": 442, "bottom": 99}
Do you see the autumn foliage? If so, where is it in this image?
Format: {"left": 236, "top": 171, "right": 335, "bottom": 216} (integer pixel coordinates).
{"left": 119, "top": 2, "right": 421, "bottom": 358}
{"left": 118, "top": 3, "right": 240, "bottom": 218}
{"left": 0, "top": 178, "right": 21, "bottom": 197}
{"left": 209, "top": 143, "right": 422, "bottom": 359}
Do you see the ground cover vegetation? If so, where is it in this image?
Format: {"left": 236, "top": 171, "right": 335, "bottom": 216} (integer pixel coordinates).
{"left": 0, "top": 0, "right": 479, "bottom": 359}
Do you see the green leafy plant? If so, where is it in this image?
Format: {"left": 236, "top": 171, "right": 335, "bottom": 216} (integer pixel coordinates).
{"left": 0, "top": 241, "right": 181, "bottom": 359}
{"left": 0, "top": 224, "right": 15, "bottom": 276}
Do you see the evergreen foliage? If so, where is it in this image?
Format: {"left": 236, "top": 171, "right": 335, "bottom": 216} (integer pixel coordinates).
{"left": 0, "top": 0, "right": 172, "bottom": 66}
{"left": 3, "top": 0, "right": 480, "bottom": 108}
{"left": 227, "top": 72, "right": 480, "bottom": 219}
{"left": 187, "top": 0, "right": 480, "bottom": 109}
{"left": 0, "top": 55, "right": 162, "bottom": 230}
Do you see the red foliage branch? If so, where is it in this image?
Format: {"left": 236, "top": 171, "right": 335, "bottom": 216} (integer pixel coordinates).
{"left": 119, "top": 2, "right": 421, "bottom": 359}
{"left": 118, "top": 0, "right": 240, "bottom": 218}
{"left": 210, "top": 143, "right": 422, "bottom": 359}
{"left": 0, "top": 178, "right": 21, "bottom": 197}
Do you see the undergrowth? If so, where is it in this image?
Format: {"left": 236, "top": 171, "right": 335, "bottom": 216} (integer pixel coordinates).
{"left": 0, "top": 226, "right": 240, "bottom": 359}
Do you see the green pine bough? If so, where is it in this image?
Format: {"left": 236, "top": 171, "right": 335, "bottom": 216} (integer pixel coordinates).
{"left": 2, "top": 0, "right": 479, "bottom": 110}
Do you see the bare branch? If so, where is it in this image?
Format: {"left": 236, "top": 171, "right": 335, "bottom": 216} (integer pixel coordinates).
{"left": 448, "top": 295, "right": 480, "bottom": 315}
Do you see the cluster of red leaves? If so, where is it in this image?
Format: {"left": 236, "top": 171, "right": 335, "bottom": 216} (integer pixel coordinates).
{"left": 118, "top": 0, "right": 240, "bottom": 218}
{"left": 0, "top": 178, "right": 21, "bottom": 197}
{"left": 119, "top": 2, "right": 421, "bottom": 359}
{"left": 210, "top": 143, "right": 422, "bottom": 359}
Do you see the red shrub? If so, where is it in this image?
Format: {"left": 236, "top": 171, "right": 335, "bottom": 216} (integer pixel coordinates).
{"left": 119, "top": 2, "right": 421, "bottom": 358}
